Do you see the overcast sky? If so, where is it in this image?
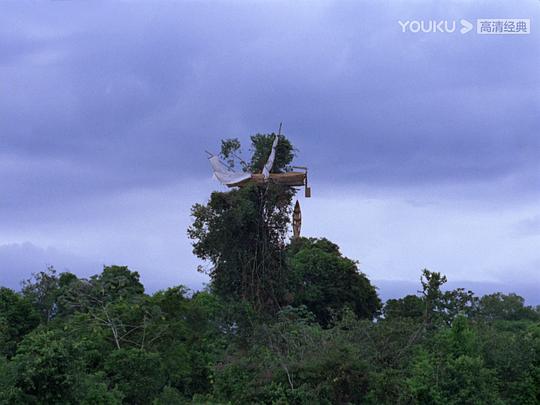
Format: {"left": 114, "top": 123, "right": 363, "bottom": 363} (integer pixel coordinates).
{"left": 1, "top": 1, "right": 539, "bottom": 303}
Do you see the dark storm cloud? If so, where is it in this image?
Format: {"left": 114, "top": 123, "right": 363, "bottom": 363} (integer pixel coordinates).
{"left": 1, "top": 1, "right": 539, "bottom": 217}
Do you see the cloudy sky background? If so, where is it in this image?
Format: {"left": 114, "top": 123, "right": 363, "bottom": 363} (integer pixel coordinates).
{"left": 1, "top": 1, "right": 539, "bottom": 303}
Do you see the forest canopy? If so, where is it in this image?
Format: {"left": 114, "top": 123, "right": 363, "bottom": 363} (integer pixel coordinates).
{"left": 1, "top": 266, "right": 539, "bottom": 404}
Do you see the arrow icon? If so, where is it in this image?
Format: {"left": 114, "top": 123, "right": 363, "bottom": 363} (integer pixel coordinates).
{"left": 460, "top": 19, "right": 473, "bottom": 34}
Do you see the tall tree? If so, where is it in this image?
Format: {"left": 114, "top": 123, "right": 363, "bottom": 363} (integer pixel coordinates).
{"left": 189, "top": 133, "right": 295, "bottom": 312}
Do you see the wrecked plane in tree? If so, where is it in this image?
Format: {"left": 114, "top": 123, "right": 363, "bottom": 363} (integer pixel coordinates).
{"left": 207, "top": 129, "right": 310, "bottom": 238}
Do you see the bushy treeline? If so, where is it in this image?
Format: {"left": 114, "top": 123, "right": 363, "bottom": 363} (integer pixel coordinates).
{"left": 0, "top": 264, "right": 539, "bottom": 404}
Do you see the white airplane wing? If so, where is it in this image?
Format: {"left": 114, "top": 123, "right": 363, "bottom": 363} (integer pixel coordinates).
{"left": 209, "top": 155, "right": 251, "bottom": 186}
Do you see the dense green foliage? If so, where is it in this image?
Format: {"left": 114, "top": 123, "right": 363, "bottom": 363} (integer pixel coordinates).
{"left": 1, "top": 266, "right": 539, "bottom": 404}
{"left": 287, "top": 238, "right": 381, "bottom": 325}
{"left": 2, "top": 134, "right": 539, "bottom": 403}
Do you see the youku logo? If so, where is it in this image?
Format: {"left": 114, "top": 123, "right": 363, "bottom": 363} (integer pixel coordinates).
{"left": 398, "top": 19, "right": 531, "bottom": 35}
{"left": 398, "top": 19, "right": 473, "bottom": 34}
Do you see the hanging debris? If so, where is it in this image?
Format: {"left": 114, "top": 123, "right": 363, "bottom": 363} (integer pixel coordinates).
{"left": 293, "top": 200, "right": 302, "bottom": 239}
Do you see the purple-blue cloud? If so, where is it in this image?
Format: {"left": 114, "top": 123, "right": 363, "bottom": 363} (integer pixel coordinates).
{"left": 0, "top": 1, "right": 539, "bottom": 303}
